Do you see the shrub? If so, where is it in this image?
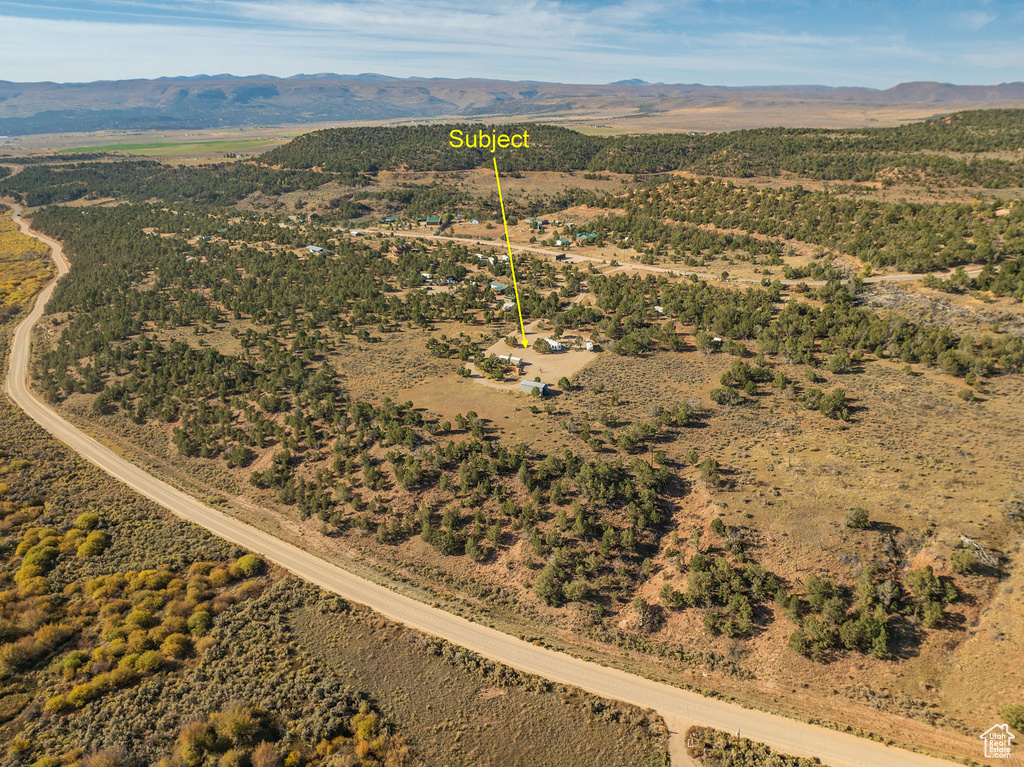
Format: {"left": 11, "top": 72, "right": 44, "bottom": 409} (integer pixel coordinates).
{"left": 44, "top": 695, "right": 71, "bottom": 714}
{"left": 77, "top": 531, "right": 110, "bottom": 557}
{"left": 187, "top": 610, "right": 212, "bottom": 636}
{"left": 845, "top": 507, "right": 870, "bottom": 529}
{"left": 35, "top": 623, "right": 73, "bottom": 650}
{"left": 826, "top": 349, "right": 851, "bottom": 373}
{"left": 1001, "top": 704, "right": 1024, "bottom": 732}
{"left": 788, "top": 628, "right": 808, "bottom": 657}
{"left": 74, "top": 512, "right": 100, "bottom": 531}
{"left": 124, "top": 609, "right": 155, "bottom": 630}
{"left": 709, "top": 386, "right": 741, "bottom": 406}
{"left": 63, "top": 650, "right": 89, "bottom": 670}
{"left": 160, "top": 633, "right": 192, "bottom": 659}
{"left": 233, "top": 554, "right": 265, "bottom": 579}
{"left": 951, "top": 549, "right": 975, "bottom": 575}
{"left": 22, "top": 544, "right": 59, "bottom": 569}
{"left": 700, "top": 457, "right": 721, "bottom": 487}
{"left": 136, "top": 650, "right": 164, "bottom": 673}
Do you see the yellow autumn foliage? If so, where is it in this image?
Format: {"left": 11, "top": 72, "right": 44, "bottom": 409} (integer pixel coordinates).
{"left": 0, "top": 215, "right": 52, "bottom": 305}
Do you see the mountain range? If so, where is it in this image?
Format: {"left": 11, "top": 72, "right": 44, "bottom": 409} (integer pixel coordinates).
{"left": 2, "top": 74, "right": 1024, "bottom": 136}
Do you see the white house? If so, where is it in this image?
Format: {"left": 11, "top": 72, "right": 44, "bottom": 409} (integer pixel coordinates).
{"left": 543, "top": 337, "right": 563, "bottom": 352}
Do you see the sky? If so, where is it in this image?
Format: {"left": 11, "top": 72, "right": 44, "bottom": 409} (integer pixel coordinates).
{"left": 0, "top": 0, "right": 1022, "bottom": 87}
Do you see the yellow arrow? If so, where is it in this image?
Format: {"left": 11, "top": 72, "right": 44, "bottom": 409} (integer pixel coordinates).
{"left": 493, "top": 157, "right": 529, "bottom": 348}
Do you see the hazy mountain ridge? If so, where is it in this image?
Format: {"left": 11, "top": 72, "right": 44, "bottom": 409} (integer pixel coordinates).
{"left": 2, "top": 74, "right": 1024, "bottom": 135}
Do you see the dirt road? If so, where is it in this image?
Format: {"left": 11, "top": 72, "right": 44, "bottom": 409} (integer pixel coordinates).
{"left": 4, "top": 207, "right": 967, "bottom": 767}
{"left": 369, "top": 229, "right": 984, "bottom": 287}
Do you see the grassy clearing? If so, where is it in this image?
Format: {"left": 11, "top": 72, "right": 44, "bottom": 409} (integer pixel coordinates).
{"left": 59, "top": 138, "right": 282, "bottom": 157}
{"left": 294, "top": 604, "right": 668, "bottom": 767}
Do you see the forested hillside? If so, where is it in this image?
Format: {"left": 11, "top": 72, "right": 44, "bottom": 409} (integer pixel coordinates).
{"left": 262, "top": 110, "right": 1024, "bottom": 185}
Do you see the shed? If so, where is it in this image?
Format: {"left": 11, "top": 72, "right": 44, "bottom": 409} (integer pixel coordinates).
{"left": 306, "top": 245, "right": 327, "bottom": 254}
{"left": 490, "top": 281, "right": 508, "bottom": 292}
{"left": 425, "top": 216, "right": 442, "bottom": 225}
{"left": 521, "top": 380, "right": 549, "bottom": 396}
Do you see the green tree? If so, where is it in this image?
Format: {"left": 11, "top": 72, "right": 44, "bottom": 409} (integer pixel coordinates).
{"left": 534, "top": 565, "right": 564, "bottom": 607}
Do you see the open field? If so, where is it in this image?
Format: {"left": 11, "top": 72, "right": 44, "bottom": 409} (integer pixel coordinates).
{"left": 1, "top": 126, "right": 302, "bottom": 163}
{"left": 548, "top": 99, "right": 1024, "bottom": 133}
{"left": 58, "top": 137, "right": 287, "bottom": 158}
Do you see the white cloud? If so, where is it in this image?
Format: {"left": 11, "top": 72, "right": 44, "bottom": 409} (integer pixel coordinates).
{"left": 953, "top": 10, "right": 997, "bottom": 32}
{"left": 0, "top": 1, "right": 1021, "bottom": 87}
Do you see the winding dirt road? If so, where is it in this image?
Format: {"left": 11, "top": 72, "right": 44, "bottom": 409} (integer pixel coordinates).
{"left": 4, "top": 206, "right": 965, "bottom": 767}
{"left": 369, "top": 228, "right": 984, "bottom": 287}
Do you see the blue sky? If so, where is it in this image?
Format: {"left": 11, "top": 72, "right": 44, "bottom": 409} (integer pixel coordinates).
{"left": 0, "top": 0, "right": 1022, "bottom": 86}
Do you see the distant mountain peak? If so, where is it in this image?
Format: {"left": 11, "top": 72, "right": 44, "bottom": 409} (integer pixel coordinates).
{"left": 293, "top": 72, "right": 399, "bottom": 82}
{"left": 3, "top": 74, "right": 1024, "bottom": 136}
